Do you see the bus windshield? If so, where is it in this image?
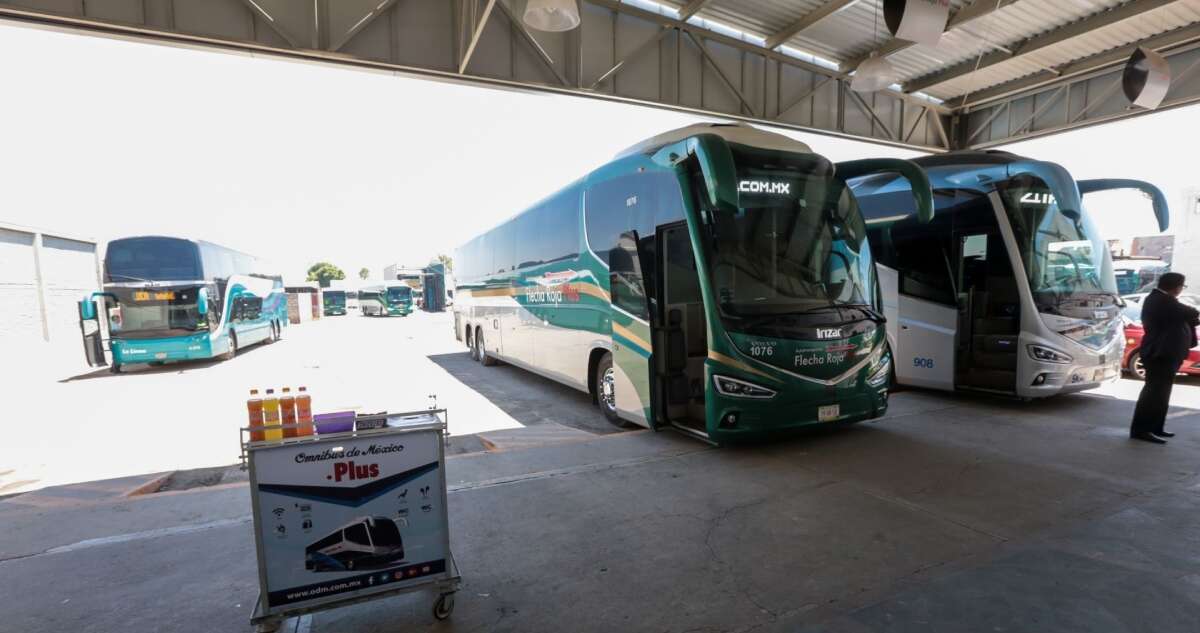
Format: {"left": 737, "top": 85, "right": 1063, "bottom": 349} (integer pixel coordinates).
{"left": 324, "top": 291, "right": 346, "bottom": 306}
{"left": 998, "top": 177, "right": 1119, "bottom": 314}
{"left": 109, "top": 285, "right": 205, "bottom": 337}
{"left": 708, "top": 150, "right": 875, "bottom": 319}
{"left": 105, "top": 237, "right": 202, "bottom": 282}
{"left": 386, "top": 286, "right": 411, "bottom": 303}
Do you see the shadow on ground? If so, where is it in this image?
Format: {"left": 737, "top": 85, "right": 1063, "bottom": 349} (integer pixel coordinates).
{"left": 428, "top": 351, "right": 626, "bottom": 436}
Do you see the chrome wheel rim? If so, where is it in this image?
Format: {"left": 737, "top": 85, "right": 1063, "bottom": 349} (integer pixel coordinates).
{"left": 600, "top": 367, "right": 616, "bottom": 411}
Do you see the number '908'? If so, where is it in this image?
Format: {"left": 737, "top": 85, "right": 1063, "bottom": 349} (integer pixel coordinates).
{"left": 913, "top": 357, "right": 935, "bottom": 369}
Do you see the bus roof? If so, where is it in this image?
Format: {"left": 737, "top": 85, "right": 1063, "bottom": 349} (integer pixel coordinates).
{"left": 616, "top": 121, "right": 813, "bottom": 159}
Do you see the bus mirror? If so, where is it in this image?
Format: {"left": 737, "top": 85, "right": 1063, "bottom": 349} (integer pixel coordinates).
{"left": 197, "top": 287, "right": 209, "bottom": 316}
{"left": 836, "top": 158, "right": 934, "bottom": 223}
{"left": 1005, "top": 161, "right": 1083, "bottom": 221}
{"left": 1077, "top": 179, "right": 1170, "bottom": 232}
{"left": 78, "top": 297, "right": 96, "bottom": 322}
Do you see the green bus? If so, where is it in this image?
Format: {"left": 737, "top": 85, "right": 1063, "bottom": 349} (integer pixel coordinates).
{"left": 323, "top": 290, "right": 347, "bottom": 316}
{"left": 453, "top": 123, "right": 933, "bottom": 443}
{"left": 360, "top": 284, "right": 413, "bottom": 317}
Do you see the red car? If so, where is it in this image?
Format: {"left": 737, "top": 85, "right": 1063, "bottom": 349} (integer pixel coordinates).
{"left": 1121, "top": 293, "right": 1200, "bottom": 380}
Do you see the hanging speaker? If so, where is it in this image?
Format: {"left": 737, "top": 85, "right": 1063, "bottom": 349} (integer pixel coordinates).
{"left": 884, "top": 0, "right": 951, "bottom": 46}
{"left": 523, "top": 0, "right": 581, "bottom": 32}
{"left": 852, "top": 55, "right": 899, "bottom": 93}
{"left": 1123, "top": 46, "right": 1171, "bottom": 110}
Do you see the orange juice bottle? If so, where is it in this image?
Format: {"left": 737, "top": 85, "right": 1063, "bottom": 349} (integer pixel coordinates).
{"left": 280, "top": 387, "right": 297, "bottom": 439}
{"left": 247, "top": 389, "right": 264, "bottom": 442}
{"left": 262, "top": 389, "right": 282, "bottom": 441}
{"left": 296, "top": 387, "right": 313, "bottom": 437}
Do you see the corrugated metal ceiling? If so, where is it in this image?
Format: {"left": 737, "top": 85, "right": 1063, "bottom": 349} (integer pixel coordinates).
{"left": 638, "top": 0, "right": 1200, "bottom": 101}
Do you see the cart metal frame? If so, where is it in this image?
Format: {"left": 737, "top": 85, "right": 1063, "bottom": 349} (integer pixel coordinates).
{"left": 241, "top": 408, "right": 460, "bottom": 632}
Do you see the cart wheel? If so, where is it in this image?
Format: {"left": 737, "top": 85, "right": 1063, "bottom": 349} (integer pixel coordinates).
{"left": 433, "top": 593, "right": 455, "bottom": 620}
{"left": 254, "top": 618, "right": 282, "bottom": 633}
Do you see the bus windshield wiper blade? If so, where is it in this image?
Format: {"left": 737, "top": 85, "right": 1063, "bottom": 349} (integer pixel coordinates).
{"left": 839, "top": 304, "right": 887, "bottom": 323}
{"left": 108, "top": 273, "right": 154, "bottom": 283}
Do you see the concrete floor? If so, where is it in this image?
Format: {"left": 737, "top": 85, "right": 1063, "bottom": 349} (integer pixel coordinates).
{"left": 1, "top": 311, "right": 614, "bottom": 494}
{"left": 3, "top": 387, "right": 1200, "bottom": 632}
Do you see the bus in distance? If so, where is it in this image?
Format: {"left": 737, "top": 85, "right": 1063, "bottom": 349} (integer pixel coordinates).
{"left": 852, "top": 152, "right": 1169, "bottom": 398}
{"left": 77, "top": 236, "right": 287, "bottom": 373}
{"left": 359, "top": 284, "right": 413, "bottom": 317}
{"left": 453, "top": 122, "right": 934, "bottom": 443}
{"left": 323, "top": 290, "right": 347, "bottom": 316}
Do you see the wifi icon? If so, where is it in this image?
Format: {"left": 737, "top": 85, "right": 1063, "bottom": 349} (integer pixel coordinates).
{"left": 272, "top": 507, "right": 286, "bottom": 519}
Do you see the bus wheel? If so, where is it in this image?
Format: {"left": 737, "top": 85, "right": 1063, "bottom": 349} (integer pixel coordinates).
{"left": 595, "top": 354, "right": 627, "bottom": 427}
{"left": 225, "top": 333, "right": 238, "bottom": 361}
{"left": 476, "top": 328, "right": 497, "bottom": 366}
{"left": 110, "top": 363, "right": 123, "bottom": 374}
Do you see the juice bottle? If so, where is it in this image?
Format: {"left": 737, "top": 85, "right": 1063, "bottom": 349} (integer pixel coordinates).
{"left": 296, "top": 387, "right": 313, "bottom": 437}
{"left": 263, "top": 389, "right": 282, "bottom": 442}
{"left": 247, "top": 389, "right": 264, "bottom": 442}
{"left": 280, "top": 387, "right": 297, "bottom": 439}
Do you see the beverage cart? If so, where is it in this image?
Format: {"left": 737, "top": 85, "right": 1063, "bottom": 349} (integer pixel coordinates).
{"left": 241, "top": 409, "right": 460, "bottom": 632}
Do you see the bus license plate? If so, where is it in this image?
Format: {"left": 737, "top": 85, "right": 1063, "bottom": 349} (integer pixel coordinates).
{"left": 819, "top": 405, "right": 840, "bottom": 422}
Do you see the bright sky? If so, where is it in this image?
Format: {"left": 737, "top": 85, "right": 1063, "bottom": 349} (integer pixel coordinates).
{"left": 2, "top": 20, "right": 1194, "bottom": 283}
{"left": 1007, "top": 105, "right": 1200, "bottom": 246}
{"left": 0, "top": 21, "right": 915, "bottom": 283}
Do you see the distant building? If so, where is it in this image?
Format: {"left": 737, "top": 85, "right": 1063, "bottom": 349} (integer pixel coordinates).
{"left": 0, "top": 220, "right": 100, "bottom": 345}
{"left": 381, "top": 262, "right": 447, "bottom": 312}
{"left": 1131, "top": 235, "right": 1174, "bottom": 264}
{"left": 1174, "top": 189, "right": 1200, "bottom": 285}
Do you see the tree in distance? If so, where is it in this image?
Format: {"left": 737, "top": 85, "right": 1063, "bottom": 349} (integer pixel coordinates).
{"left": 359, "top": 267, "right": 370, "bottom": 280}
{"left": 432, "top": 254, "right": 453, "bottom": 273}
{"left": 306, "top": 262, "right": 346, "bottom": 288}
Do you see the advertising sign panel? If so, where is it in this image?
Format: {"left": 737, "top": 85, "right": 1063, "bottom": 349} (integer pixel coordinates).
{"left": 250, "top": 426, "right": 448, "bottom": 613}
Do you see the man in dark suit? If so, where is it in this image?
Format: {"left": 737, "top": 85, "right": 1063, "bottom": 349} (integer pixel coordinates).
{"left": 1130, "top": 273, "right": 1200, "bottom": 444}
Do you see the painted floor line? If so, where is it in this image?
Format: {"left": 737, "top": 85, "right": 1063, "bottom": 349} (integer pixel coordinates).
{"left": 0, "top": 516, "right": 252, "bottom": 564}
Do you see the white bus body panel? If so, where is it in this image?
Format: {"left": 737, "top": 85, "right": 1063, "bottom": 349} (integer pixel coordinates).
{"left": 895, "top": 294, "right": 957, "bottom": 391}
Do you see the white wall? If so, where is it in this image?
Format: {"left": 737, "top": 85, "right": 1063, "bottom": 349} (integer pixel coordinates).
{"left": 0, "top": 225, "right": 99, "bottom": 377}
{"left": 1174, "top": 190, "right": 1200, "bottom": 284}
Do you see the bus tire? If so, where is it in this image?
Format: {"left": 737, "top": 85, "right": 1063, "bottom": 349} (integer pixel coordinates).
{"left": 595, "top": 353, "right": 627, "bottom": 427}
{"left": 476, "top": 328, "right": 497, "bottom": 366}
{"left": 110, "top": 363, "right": 123, "bottom": 374}
{"left": 225, "top": 333, "right": 238, "bottom": 361}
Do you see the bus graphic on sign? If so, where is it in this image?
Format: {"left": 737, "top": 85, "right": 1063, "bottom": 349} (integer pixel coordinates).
{"left": 304, "top": 516, "right": 405, "bottom": 572}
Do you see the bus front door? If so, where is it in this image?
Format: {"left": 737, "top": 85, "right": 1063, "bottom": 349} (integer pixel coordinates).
{"left": 77, "top": 293, "right": 111, "bottom": 368}
{"left": 608, "top": 231, "right": 655, "bottom": 428}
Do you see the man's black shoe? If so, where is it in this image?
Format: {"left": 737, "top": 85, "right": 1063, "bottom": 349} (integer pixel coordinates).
{"left": 1132, "top": 432, "right": 1168, "bottom": 444}
{"left": 1153, "top": 431, "right": 1176, "bottom": 438}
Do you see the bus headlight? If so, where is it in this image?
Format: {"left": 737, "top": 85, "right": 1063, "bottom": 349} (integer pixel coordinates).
{"left": 867, "top": 354, "right": 892, "bottom": 388}
{"left": 713, "top": 375, "right": 776, "bottom": 399}
{"left": 1028, "top": 344, "right": 1072, "bottom": 364}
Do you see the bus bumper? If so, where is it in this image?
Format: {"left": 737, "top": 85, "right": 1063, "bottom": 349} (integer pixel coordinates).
{"left": 111, "top": 333, "right": 212, "bottom": 364}
{"left": 706, "top": 381, "right": 889, "bottom": 444}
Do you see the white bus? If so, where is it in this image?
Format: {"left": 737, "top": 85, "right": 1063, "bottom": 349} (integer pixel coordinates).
{"left": 304, "top": 516, "right": 405, "bottom": 572}
{"left": 854, "top": 152, "right": 1168, "bottom": 398}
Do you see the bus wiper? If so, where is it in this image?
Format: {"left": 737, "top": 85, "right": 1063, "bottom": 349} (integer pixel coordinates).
{"left": 108, "top": 273, "right": 154, "bottom": 283}
{"left": 838, "top": 304, "right": 887, "bottom": 324}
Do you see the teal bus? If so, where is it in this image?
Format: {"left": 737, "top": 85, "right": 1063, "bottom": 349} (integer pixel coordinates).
{"left": 78, "top": 236, "right": 287, "bottom": 373}
{"left": 323, "top": 290, "right": 348, "bottom": 316}
{"left": 453, "top": 123, "right": 933, "bottom": 443}
{"left": 360, "top": 284, "right": 414, "bottom": 317}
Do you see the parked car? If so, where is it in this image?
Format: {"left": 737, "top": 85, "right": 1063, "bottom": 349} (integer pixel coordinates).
{"left": 1120, "top": 293, "right": 1200, "bottom": 379}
